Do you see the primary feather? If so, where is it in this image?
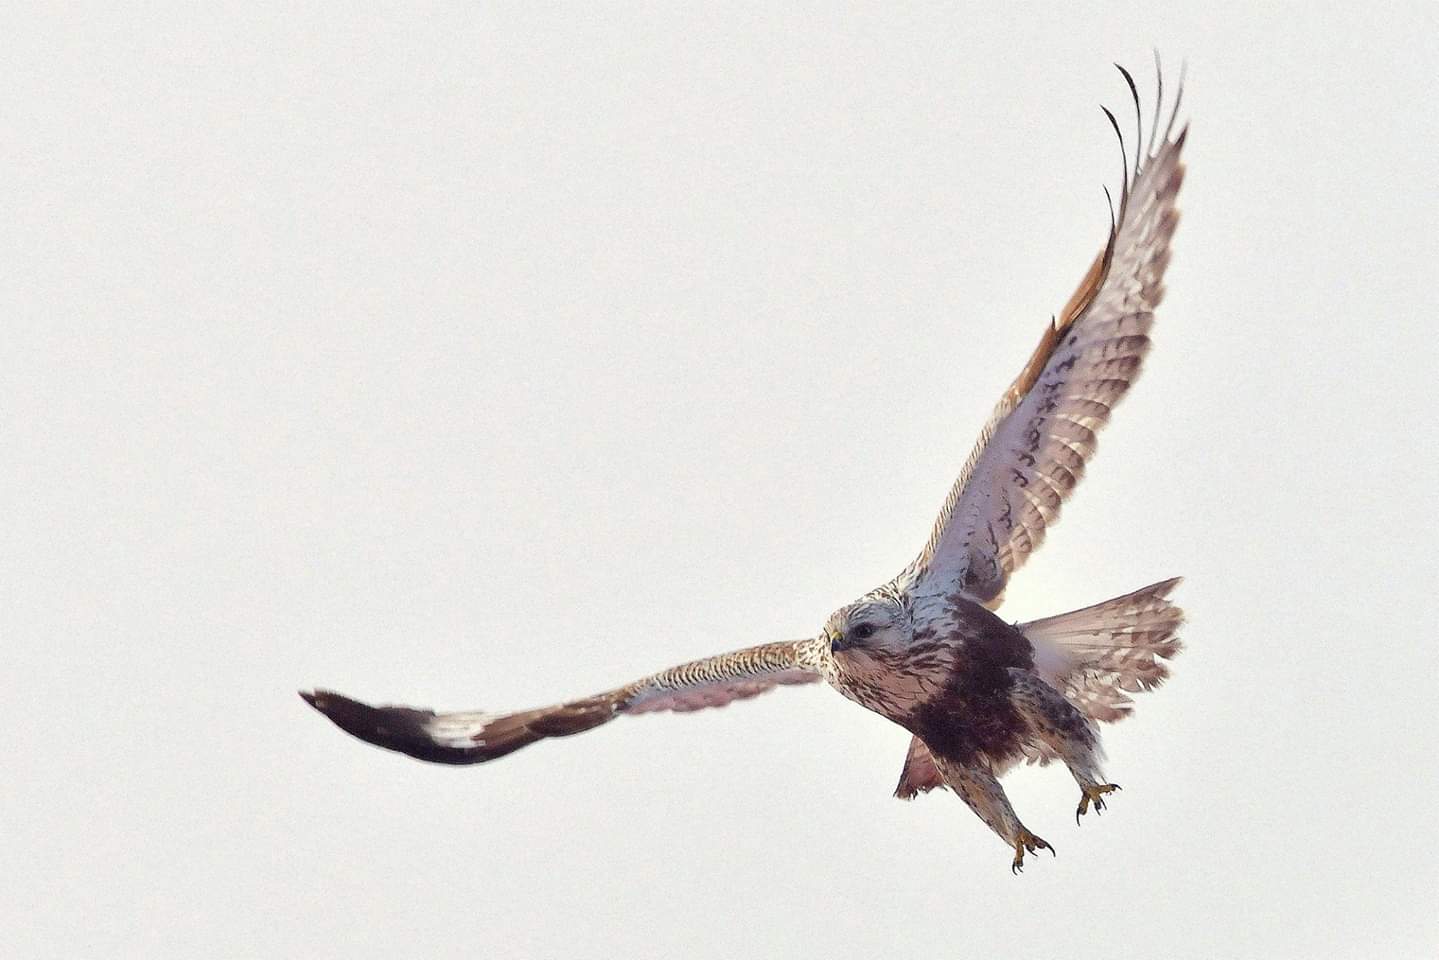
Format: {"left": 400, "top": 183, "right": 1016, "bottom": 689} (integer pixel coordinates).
{"left": 302, "top": 61, "right": 1189, "bottom": 873}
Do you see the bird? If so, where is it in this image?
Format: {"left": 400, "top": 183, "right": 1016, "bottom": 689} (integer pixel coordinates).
{"left": 302, "top": 60, "right": 1188, "bottom": 874}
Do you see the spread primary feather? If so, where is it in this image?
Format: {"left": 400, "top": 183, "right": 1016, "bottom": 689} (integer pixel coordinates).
{"left": 302, "top": 61, "right": 1189, "bottom": 872}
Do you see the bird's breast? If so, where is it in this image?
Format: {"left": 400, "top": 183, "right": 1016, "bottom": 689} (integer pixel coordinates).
{"left": 827, "top": 637, "right": 960, "bottom": 723}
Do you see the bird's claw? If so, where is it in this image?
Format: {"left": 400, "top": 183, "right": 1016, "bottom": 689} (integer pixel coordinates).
{"left": 1010, "top": 829, "right": 1054, "bottom": 874}
{"left": 1076, "top": 783, "right": 1122, "bottom": 825}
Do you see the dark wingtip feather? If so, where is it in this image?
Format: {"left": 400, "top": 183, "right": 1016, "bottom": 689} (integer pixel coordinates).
{"left": 1099, "top": 104, "right": 1121, "bottom": 138}
{"left": 1163, "top": 62, "right": 1188, "bottom": 144}
{"left": 1114, "top": 62, "right": 1142, "bottom": 172}
{"left": 301, "top": 688, "right": 488, "bottom": 765}
{"left": 1099, "top": 104, "right": 1131, "bottom": 218}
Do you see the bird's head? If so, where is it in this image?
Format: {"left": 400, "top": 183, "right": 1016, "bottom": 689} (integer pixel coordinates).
{"left": 824, "top": 594, "right": 911, "bottom": 662}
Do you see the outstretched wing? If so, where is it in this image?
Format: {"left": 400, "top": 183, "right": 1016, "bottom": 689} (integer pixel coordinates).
{"left": 301, "top": 639, "right": 820, "bottom": 765}
{"left": 912, "top": 65, "right": 1187, "bottom": 605}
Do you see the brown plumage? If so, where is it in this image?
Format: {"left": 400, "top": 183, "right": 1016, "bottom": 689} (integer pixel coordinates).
{"left": 302, "top": 639, "right": 819, "bottom": 765}
{"left": 892, "top": 578, "right": 1185, "bottom": 798}
{"left": 302, "top": 60, "right": 1188, "bottom": 873}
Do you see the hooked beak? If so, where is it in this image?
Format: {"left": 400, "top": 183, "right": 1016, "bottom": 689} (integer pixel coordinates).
{"left": 827, "top": 630, "right": 848, "bottom": 654}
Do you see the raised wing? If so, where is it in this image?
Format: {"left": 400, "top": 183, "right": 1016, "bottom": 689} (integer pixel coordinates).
{"left": 912, "top": 65, "right": 1187, "bottom": 605}
{"left": 301, "top": 639, "right": 821, "bottom": 765}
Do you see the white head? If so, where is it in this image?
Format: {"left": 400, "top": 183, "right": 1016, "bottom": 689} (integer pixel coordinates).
{"left": 824, "top": 592, "right": 912, "bottom": 665}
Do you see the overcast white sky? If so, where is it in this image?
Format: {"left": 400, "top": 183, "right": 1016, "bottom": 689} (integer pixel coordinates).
{"left": 5, "top": 4, "right": 1437, "bottom": 958}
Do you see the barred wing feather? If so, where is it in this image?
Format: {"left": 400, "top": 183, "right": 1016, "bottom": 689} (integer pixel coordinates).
{"left": 301, "top": 640, "right": 820, "bottom": 765}
{"left": 914, "top": 69, "right": 1187, "bottom": 605}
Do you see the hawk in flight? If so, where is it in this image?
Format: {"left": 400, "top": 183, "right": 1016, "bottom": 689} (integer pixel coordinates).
{"left": 304, "top": 62, "right": 1188, "bottom": 873}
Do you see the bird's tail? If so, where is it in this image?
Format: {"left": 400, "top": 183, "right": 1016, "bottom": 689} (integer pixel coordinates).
{"left": 1021, "top": 577, "right": 1185, "bottom": 723}
{"left": 893, "top": 578, "right": 1184, "bottom": 798}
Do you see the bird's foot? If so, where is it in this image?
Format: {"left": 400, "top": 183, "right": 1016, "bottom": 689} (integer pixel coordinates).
{"left": 1076, "top": 783, "right": 1121, "bottom": 824}
{"left": 1010, "top": 828, "right": 1054, "bottom": 874}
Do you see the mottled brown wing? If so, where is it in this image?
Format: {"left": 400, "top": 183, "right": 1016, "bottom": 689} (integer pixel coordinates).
{"left": 301, "top": 640, "right": 819, "bottom": 765}
{"left": 913, "top": 68, "right": 1187, "bottom": 605}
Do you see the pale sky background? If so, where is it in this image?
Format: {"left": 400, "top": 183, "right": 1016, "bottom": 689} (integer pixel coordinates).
{"left": 5, "top": 4, "right": 1437, "bottom": 959}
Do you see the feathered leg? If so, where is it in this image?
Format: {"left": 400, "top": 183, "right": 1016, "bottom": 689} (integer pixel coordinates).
{"left": 1006, "top": 668, "right": 1121, "bottom": 823}
{"left": 931, "top": 752, "right": 1053, "bottom": 873}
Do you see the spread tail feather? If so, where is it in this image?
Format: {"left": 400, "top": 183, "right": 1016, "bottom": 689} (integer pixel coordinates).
{"left": 894, "top": 577, "right": 1184, "bottom": 798}
{"left": 1021, "top": 576, "right": 1185, "bottom": 723}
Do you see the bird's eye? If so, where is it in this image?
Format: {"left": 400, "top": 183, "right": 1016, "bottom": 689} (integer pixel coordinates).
{"left": 850, "top": 623, "right": 877, "bottom": 641}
